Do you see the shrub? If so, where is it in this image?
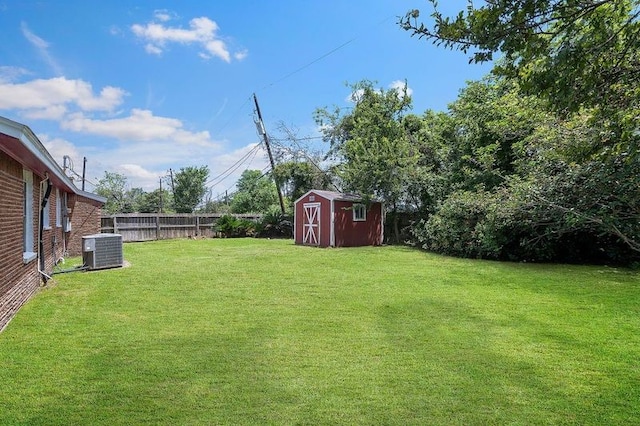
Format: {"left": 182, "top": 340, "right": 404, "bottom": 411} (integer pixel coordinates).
{"left": 255, "top": 210, "right": 292, "bottom": 238}
{"left": 411, "top": 190, "right": 506, "bottom": 259}
{"left": 214, "top": 215, "right": 256, "bottom": 238}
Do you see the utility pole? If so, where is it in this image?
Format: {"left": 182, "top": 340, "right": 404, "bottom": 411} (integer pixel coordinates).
{"left": 253, "top": 93, "right": 286, "bottom": 215}
{"left": 81, "top": 157, "right": 87, "bottom": 191}
{"left": 169, "top": 168, "right": 175, "bottom": 195}
{"left": 159, "top": 177, "right": 163, "bottom": 213}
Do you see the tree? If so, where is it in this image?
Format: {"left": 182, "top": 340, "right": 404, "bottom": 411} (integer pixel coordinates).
{"left": 173, "top": 166, "right": 209, "bottom": 213}
{"left": 138, "top": 188, "right": 173, "bottom": 213}
{"left": 230, "top": 169, "right": 279, "bottom": 214}
{"left": 315, "top": 80, "right": 419, "bottom": 242}
{"left": 400, "top": 1, "right": 640, "bottom": 263}
{"left": 408, "top": 76, "right": 639, "bottom": 263}
{"left": 95, "top": 172, "right": 128, "bottom": 214}
{"left": 123, "top": 187, "right": 145, "bottom": 213}
{"left": 273, "top": 161, "right": 333, "bottom": 206}
{"left": 400, "top": 1, "right": 640, "bottom": 113}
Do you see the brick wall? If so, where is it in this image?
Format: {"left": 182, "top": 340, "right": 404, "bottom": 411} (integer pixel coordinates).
{"left": 66, "top": 195, "right": 102, "bottom": 256}
{"left": 0, "top": 148, "right": 103, "bottom": 332}
{"left": 0, "top": 151, "right": 40, "bottom": 332}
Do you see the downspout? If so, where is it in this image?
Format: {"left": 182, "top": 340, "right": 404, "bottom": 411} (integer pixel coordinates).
{"left": 38, "top": 174, "right": 53, "bottom": 283}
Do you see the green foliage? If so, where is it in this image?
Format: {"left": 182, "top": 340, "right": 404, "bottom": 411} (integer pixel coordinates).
{"left": 400, "top": 71, "right": 640, "bottom": 264}
{"left": 400, "top": 0, "right": 640, "bottom": 172}
{"left": 230, "top": 169, "right": 279, "bottom": 214}
{"left": 95, "top": 171, "right": 129, "bottom": 214}
{"left": 315, "top": 80, "right": 420, "bottom": 242}
{"left": 137, "top": 188, "right": 174, "bottom": 213}
{"left": 411, "top": 189, "right": 507, "bottom": 259}
{"left": 199, "top": 199, "right": 231, "bottom": 214}
{"left": 273, "top": 161, "right": 333, "bottom": 206}
{"left": 214, "top": 214, "right": 256, "bottom": 238}
{"left": 173, "top": 166, "right": 209, "bottom": 213}
{"left": 255, "top": 208, "right": 293, "bottom": 238}
{"left": 315, "top": 81, "right": 417, "bottom": 203}
{"left": 400, "top": 1, "right": 640, "bottom": 114}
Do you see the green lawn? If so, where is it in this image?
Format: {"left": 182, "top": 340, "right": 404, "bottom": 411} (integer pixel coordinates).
{"left": 1, "top": 239, "right": 639, "bottom": 425}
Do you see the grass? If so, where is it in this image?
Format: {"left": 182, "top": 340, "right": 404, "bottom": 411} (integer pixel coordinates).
{"left": 1, "top": 238, "right": 639, "bottom": 425}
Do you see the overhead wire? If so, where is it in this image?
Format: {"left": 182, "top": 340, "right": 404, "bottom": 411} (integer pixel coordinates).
{"left": 142, "top": 14, "right": 396, "bottom": 198}
{"left": 205, "top": 142, "right": 262, "bottom": 187}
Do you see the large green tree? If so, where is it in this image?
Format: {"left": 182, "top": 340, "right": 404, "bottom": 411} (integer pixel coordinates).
{"left": 400, "top": 1, "right": 640, "bottom": 112}
{"left": 95, "top": 172, "right": 129, "bottom": 214}
{"left": 400, "top": 1, "right": 640, "bottom": 263}
{"left": 273, "top": 161, "right": 333, "bottom": 205}
{"left": 173, "top": 166, "right": 209, "bottom": 213}
{"left": 408, "top": 76, "right": 639, "bottom": 263}
{"left": 230, "top": 169, "right": 279, "bottom": 214}
{"left": 315, "top": 80, "right": 419, "bottom": 241}
{"left": 137, "top": 188, "right": 174, "bottom": 213}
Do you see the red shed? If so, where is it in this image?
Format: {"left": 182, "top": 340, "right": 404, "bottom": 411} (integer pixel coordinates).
{"left": 294, "top": 190, "right": 383, "bottom": 247}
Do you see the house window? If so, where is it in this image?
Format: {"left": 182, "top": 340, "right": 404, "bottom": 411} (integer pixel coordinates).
{"left": 23, "top": 170, "right": 36, "bottom": 263}
{"left": 353, "top": 203, "right": 366, "bottom": 222}
{"left": 56, "top": 189, "right": 62, "bottom": 227}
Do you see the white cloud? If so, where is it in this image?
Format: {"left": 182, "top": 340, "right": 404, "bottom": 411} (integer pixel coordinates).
{"left": 109, "top": 25, "right": 122, "bottom": 36}
{"left": 0, "top": 77, "right": 127, "bottom": 115}
{"left": 144, "top": 43, "right": 163, "bottom": 55}
{"left": 0, "top": 66, "right": 30, "bottom": 83}
{"left": 20, "top": 22, "right": 63, "bottom": 76}
{"left": 61, "top": 109, "right": 218, "bottom": 147}
{"left": 153, "top": 9, "right": 174, "bottom": 23}
{"left": 346, "top": 81, "right": 414, "bottom": 103}
{"left": 389, "top": 80, "right": 413, "bottom": 98}
{"left": 234, "top": 49, "right": 249, "bottom": 61}
{"left": 40, "top": 134, "right": 82, "bottom": 171}
{"left": 40, "top": 123, "right": 267, "bottom": 192}
{"left": 118, "top": 164, "right": 160, "bottom": 183}
{"left": 131, "top": 14, "right": 246, "bottom": 62}
{"left": 22, "top": 105, "right": 67, "bottom": 120}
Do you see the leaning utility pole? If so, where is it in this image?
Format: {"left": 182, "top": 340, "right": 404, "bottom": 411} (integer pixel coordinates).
{"left": 253, "top": 93, "right": 286, "bottom": 215}
{"left": 82, "top": 157, "right": 87, "bottom": 191}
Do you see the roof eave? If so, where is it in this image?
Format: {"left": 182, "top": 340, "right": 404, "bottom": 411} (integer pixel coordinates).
{"left": 0, "top": 116, "right": 105, "bottom": 204}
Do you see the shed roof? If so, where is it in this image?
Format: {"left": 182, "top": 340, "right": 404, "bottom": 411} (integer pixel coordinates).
{"left": 295, "top": 189, "right": 380, "bottom": 204}
{"left": 0, "top": 116, "right": 106, "bottom": 204}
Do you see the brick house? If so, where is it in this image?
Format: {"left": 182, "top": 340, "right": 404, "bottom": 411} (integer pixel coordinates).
{"left": 0, "top": 116, "right": 106, "bottom": 332}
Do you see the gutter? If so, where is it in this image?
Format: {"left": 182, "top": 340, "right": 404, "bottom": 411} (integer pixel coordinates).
{"left": 38, "top": 175, "right": 53, "bottom": 283}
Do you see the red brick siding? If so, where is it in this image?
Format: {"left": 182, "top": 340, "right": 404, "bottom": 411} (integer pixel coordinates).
{"left": 65, "top": 194, "right": 102, "bottom": 256}
{"left": 0, "top": 152, "right": 40, "bottom": 331}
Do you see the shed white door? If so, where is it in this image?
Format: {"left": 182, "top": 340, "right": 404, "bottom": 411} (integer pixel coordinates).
{"left": 302, "top": 202, "right": 321, "bottom": 246}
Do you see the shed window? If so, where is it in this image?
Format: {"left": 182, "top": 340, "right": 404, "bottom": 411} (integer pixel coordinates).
{"left": 353, "top": 203, "right": 366, "bottom": 222}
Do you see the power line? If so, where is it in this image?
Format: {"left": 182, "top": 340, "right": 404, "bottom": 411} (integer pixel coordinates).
{"left": 207, "top": 145, "right": 261, "bottom": 189}
{"left": 205, "top": 142, "right": 262, "bottom": 187}
{"left": 257, "top": 15, "right": 395, "bottom": 92}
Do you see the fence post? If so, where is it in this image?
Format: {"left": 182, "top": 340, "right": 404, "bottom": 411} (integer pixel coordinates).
{"left": 156, "top": 214, "right": 160, "bottom": 240}
{"left": 195, "top": 215, "right": 200, "bottom": 237}
{"left": 113, "top": 215, "right": 118, "bottom": 234}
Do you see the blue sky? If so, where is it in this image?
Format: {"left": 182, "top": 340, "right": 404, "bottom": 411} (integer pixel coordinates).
{"left": 0, "top": 1, "right": 491, "bottom": 197}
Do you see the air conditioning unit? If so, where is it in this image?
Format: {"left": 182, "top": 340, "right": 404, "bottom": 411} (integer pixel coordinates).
{"left": 82, "top": 234, "right": 123, "bottom": 270}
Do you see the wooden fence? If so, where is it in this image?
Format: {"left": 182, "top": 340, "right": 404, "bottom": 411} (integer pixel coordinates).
{"left": 101, "top": 213, "right": 262, "bottom": 242}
